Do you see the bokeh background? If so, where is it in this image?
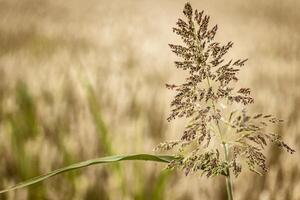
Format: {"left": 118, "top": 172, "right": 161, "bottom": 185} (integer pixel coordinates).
{"left": 0, "top": 0, "right": 299, "bottom": 199}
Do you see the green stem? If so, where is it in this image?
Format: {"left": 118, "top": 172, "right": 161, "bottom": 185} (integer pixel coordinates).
{"left": 223, "top": 143, "right": 233, "bottom": 200}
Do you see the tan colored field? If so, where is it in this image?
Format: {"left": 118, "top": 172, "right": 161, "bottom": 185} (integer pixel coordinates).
{"left": 0, "top": 0, "right": 299, "bottom": 199}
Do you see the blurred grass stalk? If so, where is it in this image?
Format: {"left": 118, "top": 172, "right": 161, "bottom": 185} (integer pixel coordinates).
{"left": 82, "top": 76, "right": 173, "bottom": 199}
{"left": 83, "top": 78, "right": 127, "bottom": 196}
{"left": 8, "top": 81, "right": 45, "bottom": 199}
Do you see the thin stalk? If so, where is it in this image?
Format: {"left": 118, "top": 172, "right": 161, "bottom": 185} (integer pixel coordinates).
{"left": 223, "top": 143, "right": 233, "bottom": 200}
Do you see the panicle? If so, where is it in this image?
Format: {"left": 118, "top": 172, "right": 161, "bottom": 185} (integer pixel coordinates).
{"left": 155, "top": 2, "right": 295, "bottom": 178}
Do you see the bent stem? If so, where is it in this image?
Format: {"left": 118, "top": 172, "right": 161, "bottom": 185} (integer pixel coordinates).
{"left": 223, "top": 143, "right": 233, "bottom": 200}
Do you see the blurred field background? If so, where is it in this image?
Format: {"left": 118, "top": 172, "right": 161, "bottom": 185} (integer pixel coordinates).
{"left": 0, "top": 0, "right": 299, "bottom": 199}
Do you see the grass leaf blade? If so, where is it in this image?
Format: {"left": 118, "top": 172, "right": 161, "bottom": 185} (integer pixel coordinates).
{"left": 0, "top": 154, "right": 177, "bottom": 194}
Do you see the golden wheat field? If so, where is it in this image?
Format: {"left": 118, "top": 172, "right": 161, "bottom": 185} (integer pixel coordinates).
{"left": 0, "top": 0, "right": 299, "bottom": 199}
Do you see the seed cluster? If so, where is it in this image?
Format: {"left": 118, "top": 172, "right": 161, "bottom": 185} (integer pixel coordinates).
{"left": 156, "top": 2, "right": 294, "bottom": 178}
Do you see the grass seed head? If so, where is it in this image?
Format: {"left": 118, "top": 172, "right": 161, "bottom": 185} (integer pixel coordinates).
{"left": 156, "top": 2, "right": 295, "bottom": 178}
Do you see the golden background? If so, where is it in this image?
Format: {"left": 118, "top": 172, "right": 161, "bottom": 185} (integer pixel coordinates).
{"left": 0, "top": 0, "right": 299, "bottom": 199}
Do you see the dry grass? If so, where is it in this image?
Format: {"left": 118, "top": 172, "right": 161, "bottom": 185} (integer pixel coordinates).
{"left": 0, "top": 0, "right": 299, "bottom": 199}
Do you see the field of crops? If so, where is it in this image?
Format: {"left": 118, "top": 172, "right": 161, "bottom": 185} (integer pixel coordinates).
{"left": 0, "top": 0, "right": 299, "bottom": 199}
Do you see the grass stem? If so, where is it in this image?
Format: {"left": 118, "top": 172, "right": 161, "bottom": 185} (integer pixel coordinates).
{"left": 223, "top": 143, "right": 233, "bottom": 200}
